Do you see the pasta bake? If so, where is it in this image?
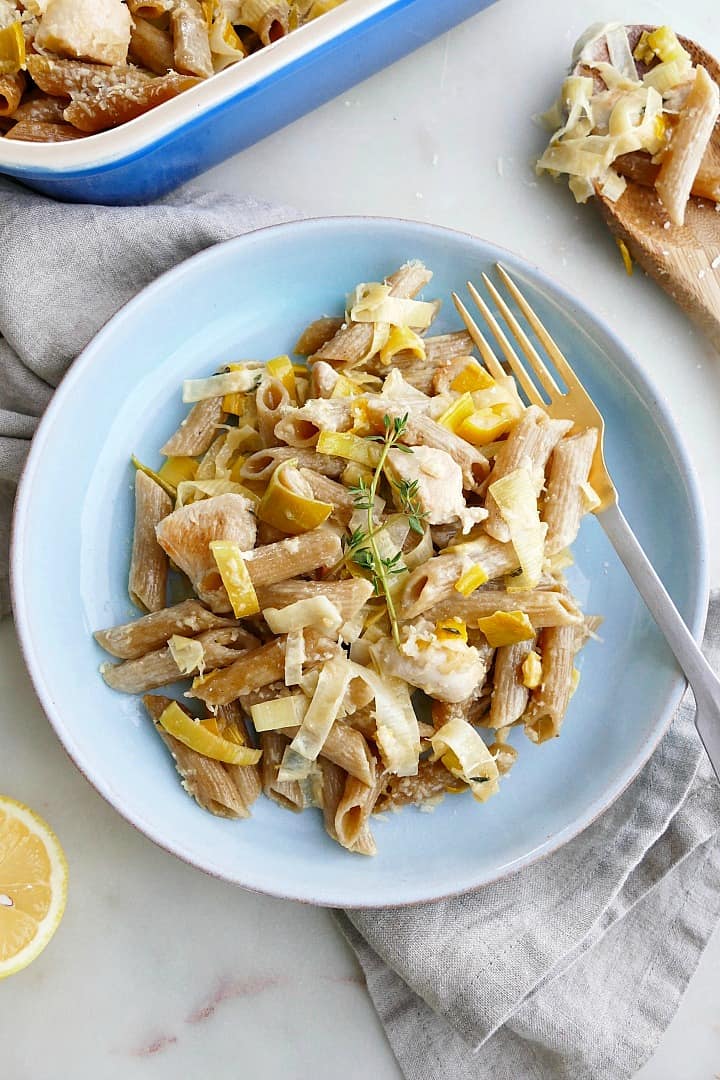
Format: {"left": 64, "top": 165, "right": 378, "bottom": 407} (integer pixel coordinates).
{"left": 0, "top": 0, "right": 345, "bottom": 140}
{"left": 94, "top": 261, "right": 601, "bottom": 855}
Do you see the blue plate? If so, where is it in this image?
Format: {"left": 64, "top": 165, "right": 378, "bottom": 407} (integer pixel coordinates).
{"left": 11, "top": 218, "right": 708, "bottom": 906}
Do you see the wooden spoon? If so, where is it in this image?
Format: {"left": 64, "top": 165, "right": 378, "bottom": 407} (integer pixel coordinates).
{"left": 576, "top": 26, "right": 720, "bottom": 348}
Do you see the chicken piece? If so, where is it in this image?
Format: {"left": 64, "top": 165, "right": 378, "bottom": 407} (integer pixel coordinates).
{"left": 370, "top": 620, "right": 490, "bottom": 703}
{"left": 155, "top": 494, "right": 257, "bottom": 613}
{"left": 386, "top": 445, "right": 486, "bottom": 534}
{"left": 35, "top": 0, "right": 133, "bottom": 66}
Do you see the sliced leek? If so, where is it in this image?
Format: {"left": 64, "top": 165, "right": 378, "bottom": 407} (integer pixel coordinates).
{"left": 158, "top": 702, "right": 261, "bottom": 765}
{"left": 257, "top": 459, "right": 332, "bottom": 534}
{"left": 430, "top": 717, "right": 499, "bottom": 803}
{"left": 209, "top": 541, "right": 260, "bottom": 618}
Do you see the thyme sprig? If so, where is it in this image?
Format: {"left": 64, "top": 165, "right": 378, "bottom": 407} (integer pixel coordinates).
{"left": 344, "top": 414, "right": 426, "bottom": 646}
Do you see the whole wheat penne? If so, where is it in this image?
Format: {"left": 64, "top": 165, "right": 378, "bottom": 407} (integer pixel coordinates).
{"left": 129, "top": 17, "right": 175, "bottom": 74}
{"left": 488, "top": 639, "right": 534, "bottom": 728}
{"left": 299, "top": 469, "right": 355, "bottom": 525}
{"left": 11, "top": 95, "right": 68, "bottom": 125}
{"left": 399, "top": 536, "right": 519, "bottom": 619}
{"left": 64, "top": 72, "right": 203, "bottom": 134}
{"left": 143, "top": 694, "right": 246, "bottom": 818}
{"left": 260, "top": 730, "right": 304, "bottom": 811}
{"left": 366, "top": 332, "right": 475, "bottom": 391}
{"left": 102, "top": 625, "right": 259, "bottom": 693}
{"left": 614, "top": 148, "right": 720, "bottom": 203}
{"left": 26, "top": 56, "right": 151, "bottom": 98}
{"left": 256, "top": 578, "right": 374, "bottom": 622}
{"left": 236, "top": 679, "right": 286, "bottom": 712}
{"left": 542, "top": 428, "right": 599, "bottom": 555}
{"left": 365, "top": 399, "right": 489, "bottom": 489}
{"left": 430, "top": 689, "right": 492, "bottom": 730}
{"left": 311, "top": 261, "right": 433, "bottom": 365}
{"left": 190, "top": 630, "right": 338, "bottom": 706}
{"left": 376, "top": 758, "right": 455, "bottom": 811}
{"left": 429, "top": 590, "right": 582, "bottom": 629}
{"left": 216, "top": 702, "right": 263, "bottom": 814}
{"left": 334, "top": 770, "right": 384, "bottom": 853}
{"left": 0, "top": 72, "right": 24, "bottom": 117}
{"left": 170, "top": 0, "right": 214, "bottom": 78}
{"left": 240, "top": 446, "right": 346, "bottom": 483}
{"left": 295, "top": 318, "right": 345, "bottom": 356}
{"left": 5, "top": 121, "right": 86, "bottom": 142}
{"left": 524, "top": 625, "right": 577, "bottom": 743}
{"left": 94, "top": 599, "right": 235, "bottom": 659}
{"left": 129, "top": 471, "right": 172, "bottom": 613}
{"left": 161, "top": 397, "right": 227, "bottom": 457}
{"left": 281, "top": 719, "right": 375, "bottom": 786}
{"left": 656, "top": 65, "right": 720, "bottom": 227}
{"left": 257, "top": 376, "right": 290, "bottom": 446}
{"left": 319, "top": 757, "right": 346, "bottom": 842}
{"left": 484, "top": 406, "right": 573, "bottom": 541}
{"left": 242, "top": 528, "right": 343, "bottom": 588}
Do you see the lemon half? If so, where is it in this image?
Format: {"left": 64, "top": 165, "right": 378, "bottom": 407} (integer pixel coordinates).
{"left": 0, "top": 797, "right": 68, "bottom": 979}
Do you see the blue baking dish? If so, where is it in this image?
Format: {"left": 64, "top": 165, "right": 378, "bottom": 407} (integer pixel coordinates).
{"left": 0, "top": 0, "right": 494, "bottom": 205}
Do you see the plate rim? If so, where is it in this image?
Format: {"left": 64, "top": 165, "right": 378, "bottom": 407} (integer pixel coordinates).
{"left": 10, "top": 215, "right": 710, "bottom": 907}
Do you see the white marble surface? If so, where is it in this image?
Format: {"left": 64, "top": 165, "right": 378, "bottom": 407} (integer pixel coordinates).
{"left": 3, "top": 0, "right": 720, "bottom": 1076}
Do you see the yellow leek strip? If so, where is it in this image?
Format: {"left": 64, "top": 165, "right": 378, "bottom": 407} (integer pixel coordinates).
{"left": 437, "top": 392, "right": 475, "bottom": 434}
{"left": 458, "top": 403, "right": 517, "bottom": 446}
{"left": 316, "top": 430, "right": 382, "bottom": 469}
{"left": 454, "top": 564, "right": 488, "bottom": 596}
{"left": 168, "top": 634, "right": 205, "bottom": 676}
{"left": 250, "top": 694, "right": 308, "bottom": 733}
{"left": 0, "top": 21, "right": 25, "bottom": 76}
{"left": 348, "top": 283, "right": 436, "bottom": 329}
{"left": 131, "top": 454, "right": 177, "bottom": 499}
{"left": 546, "top": 548, "right": 574, "bottom": 573}
{"left": 257, "top": 459, "right": 332, "bottom": 534}
{"left": 209, "top": 541, "right": 260, "bottom": 618}
{"left": 450, "top": 359, "right": 495, "bottom": 394}
{"left": 637, "top": 25, "right": 691, "bottom": 66}
{"left": 616, "top": 239, "right": 633, "bottom": 276}
{"left": 330, "top": 373, "right": 360, "bottom": 398}
{"left": 379, "top": 325, "right": 426, "bottom": 366}
{"left": 183, "top": 369, "right": 258, "bottom": 403}
{"left": 229, "top": 455, "right": 247, "bottom": 483}
{"left": 222, "top": 392, "right": 246, "bottom": 415}
{"left": 176, "top": 479, "right": 260, "bottom": 507}
{"left": 475, "top": 610, "right": 534, "bottom": 648}
{"left": 579, "top": 480, "right": 602, "bottom": 512}
{"left": 342, "top": 460, "right": 373, "bottom": 489}
{"left": 570, "top": 668, "right": 581, "bottom": 697}
{"left": 158, "top": 456, "right": 198, "bottom": 488}
{"left": 266, "top": 355, "right": 296, "bottom": 400}
{"left": 521, "top": 650, "right": 543, "bottom": 689}
{"left": 435, "top": 617, "right": 468, "bottom": 644}
{"left": 158, "top": 702, "right": 261, "bottom": 765}
{"left": 488, "top": 467, "right": 546, "bottom": 588}
{"left": 430, "top": 716, "right": 499, "bottom": 803}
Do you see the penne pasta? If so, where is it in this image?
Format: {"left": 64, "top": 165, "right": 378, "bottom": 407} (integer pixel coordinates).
{"left": 129, "top": 470, "right": 172, "bottom": 613}
{"left": 4, "top": 120, "right": 85, "bottom": 142}
{"left": 64, "top": 72, "right": 203, "bottom": 134}
{"left": 256, "top": 376, "right": 291, "bottom": 446}
{"left": 256, "top": 577, "right": 374, "bottom": 623}
{"left": 102, "top": 625, "right": 259, "bottom": 693}
{"left": 524, "top": 625, "right": 577, "bottom": 743}
{"left": 334, "top": 770, "right": 385, "bottom": 854}
{"left": 429, "top": 589, "right": 582, "bottom": 629}
{"left": 0, "top": 72, "right": 24, "bottom": 117}
{"left": 161, "top": 397, "right": 227, "bottom": 457}
{"left": 240, "top": 446, "right": 346, "bottom": 483}
{"left": 94, "top": 599, "right": 235, "bottom": 660}
{"left": 170, "top": 0, "right": 214, "bottom": 79}
{"left": 129, "top": 17, "right": 175, "bottom": 75}
{"left": 189, "top": 629, "right": 338, "bottom": 706}
{"left": 11, "top": 95, "right": 68, "bottom": 125}
{"left": 484, "top": 406, "right": 574, "bottom": 541}
{"left": 26, "top": 55, "right": 151, "bottom": 98}
{"left": 488, "top": 639, "right": 534, "bottom": 728}
{"left": 241, "top": 527, "right": 343, "bottom": 588}
{"left": 295, "top": 318, "right": 345, "bottom": 356}
{"left": 399, "top": 535, "right": 520, "bottom": 619}
{"left": 127, "top": 0, "right": 175, "bottom": 16}
{"left": 376, "top": 758, "right": 456, "bottom": 811}
{"left": 281, "top": 719, "right": 375, "bottom": 786}
{"left": 542, "top": 428, "right": 599, "bottom": 555}
{"left": 260, "top": 731, "right": 305, "bottom": 812}
{"left": 143, "top": 695, "right": 247, "bottom": 818}
{"left": 216, "top": 702, "right": 263, "bottom": 815}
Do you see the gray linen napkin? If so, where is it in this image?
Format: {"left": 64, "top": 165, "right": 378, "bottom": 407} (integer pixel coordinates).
{"left": 1, "top": 180, "right": 718, "bottom": 1080}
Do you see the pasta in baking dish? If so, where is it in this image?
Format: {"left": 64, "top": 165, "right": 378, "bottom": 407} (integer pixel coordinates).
{"left": 94, "top": 261, "right": 602, "bottom": 856}
{"left": 0, "top": 0, "right": 346, "bottom": 139}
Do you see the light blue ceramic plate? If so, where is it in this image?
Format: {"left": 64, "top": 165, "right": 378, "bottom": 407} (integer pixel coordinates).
{"left": 12, "top": 218, "right": 708, "bottom": 907}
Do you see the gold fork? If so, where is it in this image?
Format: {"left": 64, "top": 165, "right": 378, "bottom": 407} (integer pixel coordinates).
{"left": 453, "top": 265, "right": 720, "bottom": 779}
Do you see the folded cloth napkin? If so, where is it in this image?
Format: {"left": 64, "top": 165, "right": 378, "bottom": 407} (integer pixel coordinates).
{"left": 1, "top": 180, "right": 719, "bottom": 1080}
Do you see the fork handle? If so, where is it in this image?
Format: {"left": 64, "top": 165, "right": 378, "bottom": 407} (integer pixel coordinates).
{"left": 599, "top": 502, "right": 720, "bottom": 779}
